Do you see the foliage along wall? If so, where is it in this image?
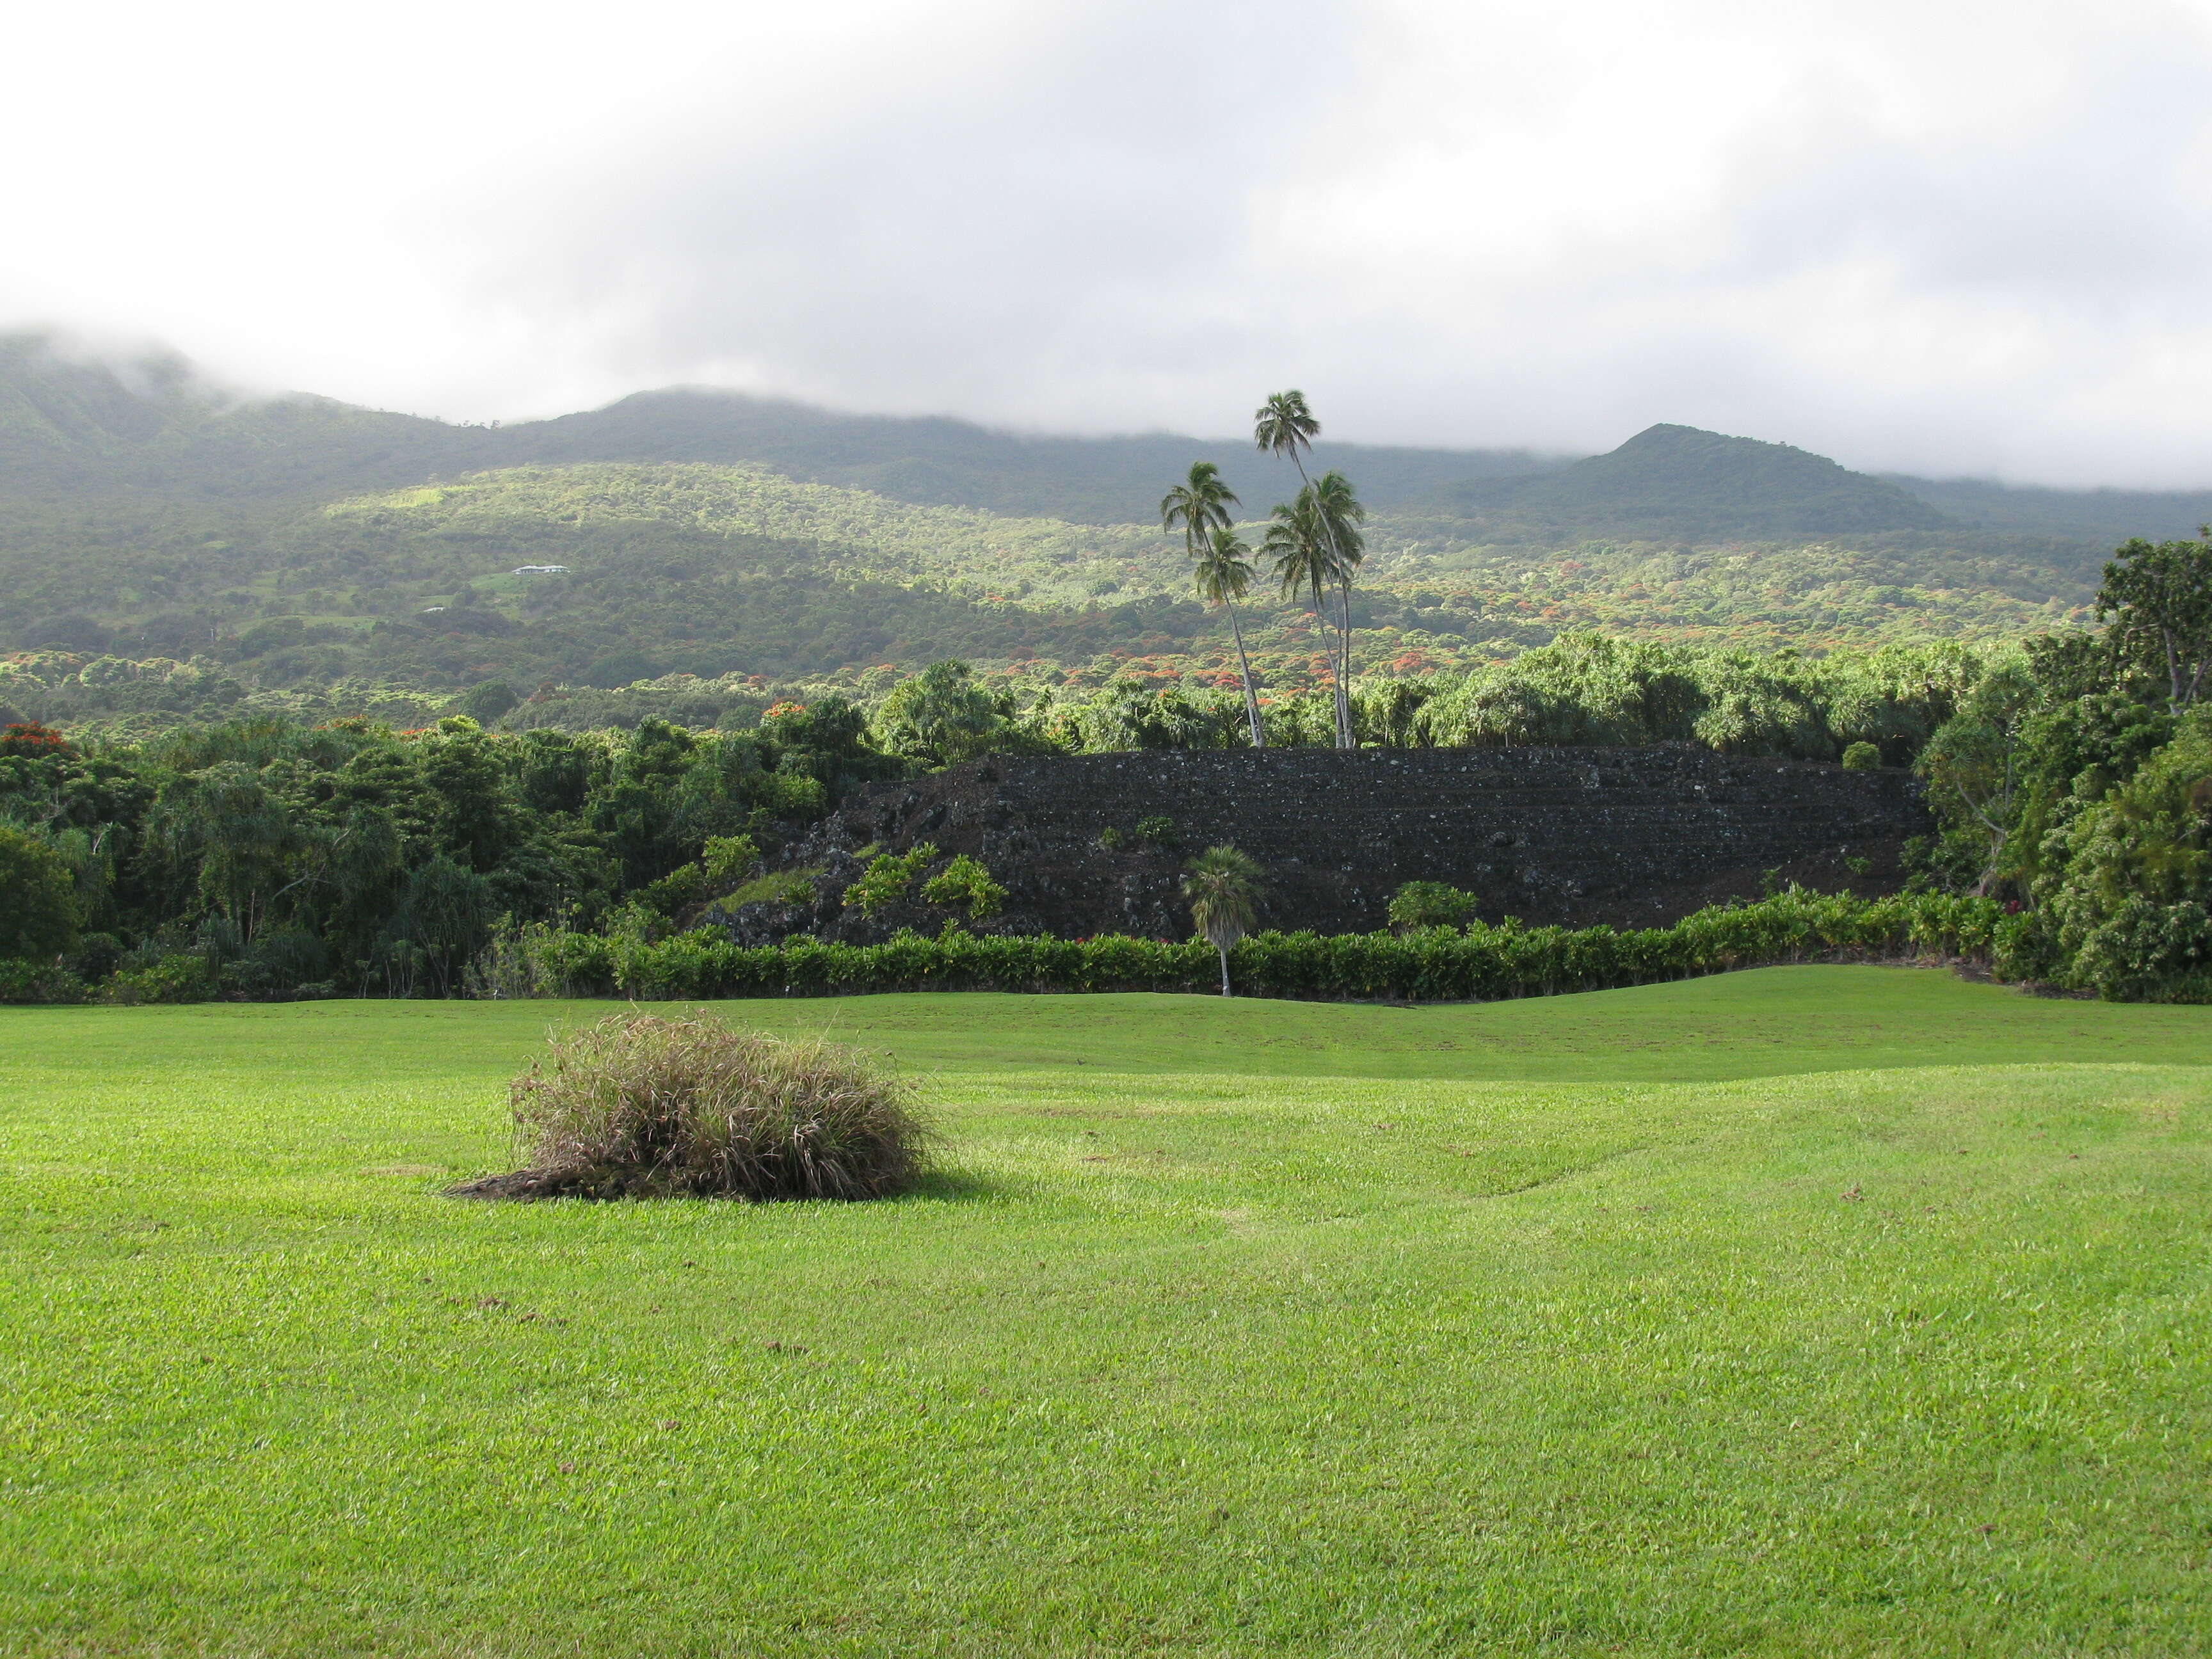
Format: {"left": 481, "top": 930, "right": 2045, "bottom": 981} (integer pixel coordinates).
{"left": 1, "top": 520, "right": 2207, "bottom": 1007}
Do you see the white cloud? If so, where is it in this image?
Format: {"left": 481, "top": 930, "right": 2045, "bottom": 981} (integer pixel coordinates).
{"left": 6, "top": 0, "right": 2212, "bottom": 483}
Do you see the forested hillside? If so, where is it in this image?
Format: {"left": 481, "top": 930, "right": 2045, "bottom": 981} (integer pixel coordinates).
{"left": 0, "top": 337, "right": 1541, "bottom": 520}
{"left": 1883, "top": 474, "right": 2212, "bottom": 541}
{"left": 488, "top": 388, "right": 1559, "bottom": 524}
{"left": 1440, "top": 424, "right": 1950, "bottom": 540}
{"left": 0, "top": 338, "right": 488, "bottom": 504}
{"left": 0, "top": 332, "right": 2193, "bottom": 733}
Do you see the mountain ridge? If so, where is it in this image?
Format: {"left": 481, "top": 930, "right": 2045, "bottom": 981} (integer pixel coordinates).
{"left": 1432, "top": 423, "right": 1955, "bottom": 541}
{"left": 493, "top": 387, "right": 1560, "bottom": 524}
{"left": 11, "top": 332, "right": 2212, "bottom": 545}
{"left": 0, "top": 339, "right": 1555, "bottom": 524}
{"left": 0, "top": 332, "right": 2178, "bottom": 719}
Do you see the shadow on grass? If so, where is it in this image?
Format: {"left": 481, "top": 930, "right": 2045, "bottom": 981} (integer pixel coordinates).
{"left": 902, "top": 1166, "right": 1009, "bottom": 1205}
{"left": 446, "top": 1163, "right": 1010, "bottom": 1206}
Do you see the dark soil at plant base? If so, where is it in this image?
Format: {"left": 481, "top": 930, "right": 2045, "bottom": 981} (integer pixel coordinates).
{"left": 445, "top": 1167, "right": 643, "bottom": 1201}
{"left": 446, "top": 1166, "right": 929, "bottom": 1201}
{"left": 447, "top": 1167, "right": 768, "bottom": 1201}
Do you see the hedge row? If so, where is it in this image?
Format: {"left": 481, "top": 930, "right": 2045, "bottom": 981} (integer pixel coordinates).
{"left": 0, "top": 888, "right": 2017, "bottom": 1006}
{"left": 533, "top": 886, "right": 2012, "bottom": 1003}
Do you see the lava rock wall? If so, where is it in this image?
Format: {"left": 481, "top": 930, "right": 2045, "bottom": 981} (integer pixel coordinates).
{"left": 746, "top": 746, "right": 1932, "bottom": 942}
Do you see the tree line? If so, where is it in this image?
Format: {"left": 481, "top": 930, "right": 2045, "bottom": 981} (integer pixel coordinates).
{"left": 0, "top": 703, "right": 895, "bottom": 1002}
{"left": 1908, "top": 528, "right": 2211, "bottom": 998}
{"left": 0, "top": 523, "right": 2203, "bottom": 1003}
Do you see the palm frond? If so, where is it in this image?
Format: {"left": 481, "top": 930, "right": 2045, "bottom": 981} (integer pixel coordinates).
{"left": 1182, "top": 844, "right": 1263, "bottom": 950}
{"left": 1192, "top": 526, "right": 1254, "bottom": 606}
{"left": 1253, "top": 389, "right": 1321, "bottom": 461}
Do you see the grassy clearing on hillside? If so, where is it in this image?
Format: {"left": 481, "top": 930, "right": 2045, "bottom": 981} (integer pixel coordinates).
{"left": 317, "top": 462, "right": 1182, "bottom": 607}
{"left": 2, "top": 967, "right": 2208, "bottom": 1655}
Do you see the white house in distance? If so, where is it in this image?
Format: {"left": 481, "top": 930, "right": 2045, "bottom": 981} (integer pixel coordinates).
{"left": 512, "top": 564, "right": 570, "bottom": 575}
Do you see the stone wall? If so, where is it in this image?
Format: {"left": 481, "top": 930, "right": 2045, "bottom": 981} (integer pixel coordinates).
{"left": 748, "top": 746, "right": 1933, "bottom": 942}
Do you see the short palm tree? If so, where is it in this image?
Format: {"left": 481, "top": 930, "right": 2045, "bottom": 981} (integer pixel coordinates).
{"left": 1182, "top": 844, "right": 1264, "bottom": 995}
{"left": 1160, "top": 460, "right": 1239, "bottom": 552}
{"left": 1162, "top": 463, "right": 1264, "bottom": 747}
{"left": 1193, "top": 527, "right": 1266, "bottom": 746}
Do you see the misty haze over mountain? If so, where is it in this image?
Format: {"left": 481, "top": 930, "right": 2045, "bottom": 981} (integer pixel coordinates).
{"left": 9, "top": 3, "right": 2212, "bottom": 487}
{"left": 6, "top": 335, "right": 2211, "bottom": 545}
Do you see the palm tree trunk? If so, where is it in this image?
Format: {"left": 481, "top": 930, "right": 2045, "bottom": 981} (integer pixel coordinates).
{"left": 1217, "top": 944, "right": 1231, "bottom": 995}
{"left": 1327, "top": 575, "right": 1345, "bottom": 752}
{"left": 1277, "top": 444, "right": 1361, "bottom": 747}
{"left": 1302, "top": 591, "right": 1337, "bottom": 742}
{"left": 1224, "top": 600, "right": 1265, "bottom": 748}
{"left": 1286, "top": 451, "right": 1354, "bottom": 751}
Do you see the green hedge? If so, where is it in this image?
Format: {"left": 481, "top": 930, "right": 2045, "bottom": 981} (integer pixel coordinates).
{"left": 525, "top": 887, "right": 2010, "bottom": 1002}
{"left": 0, "top": 889, "right": 2020, "bottom": 1006}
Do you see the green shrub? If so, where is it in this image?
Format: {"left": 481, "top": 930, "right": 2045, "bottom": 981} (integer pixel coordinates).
{"left": 920, "top": 854, "right": 1007, "bottom": 919}
{"left": 634, "top": 863, "right": 707, "bottom": 917}
{"left": 227, "top": 927, "right": 332, "bottom": 997}
{"left": 0, "top": 958, "right": 88, "bottom": 1004}
{"left": 100, "top": 953, "right": 216, "bottom": 1005}
{"left": 1387, "top": 881, "right": 1481, "bottom": 931}
{"left": 843, "top": 844, "right": 938, "bottom": 917}
{"left": 1097, "top": 826, "right": 1126, "bottom": 850}
{"left": 1134, "top": 815, "right": 1177, "bottom": 846}
{"left": 721, "top": 868, "right": 821, "bottom": 909}
{"left": 701, "top": 833, "right": 760, "bottom": 885}
{"left": 527, "top": 929, "right": 617, "bottom": 997}
{"left": 2059, "top": 897, "right": 2212, "bottom": 1004}
{"left": 463, "top": 1012, "right": 931, "bottom": 1201}
{"left": 2039, "top": 709, "right": 2212, "bottom": 1001}
{"left": 67, "top": 932, "right": 124, "bottom": 984}
{"left": 465, "top": 918, "right": 570, "bottom": 1000}
{"left": 1841, "top": 741, "right": 1882, "bottom": 771}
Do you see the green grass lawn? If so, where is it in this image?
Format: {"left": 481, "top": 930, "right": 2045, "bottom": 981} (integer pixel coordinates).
{"left": 3, "top": 966, "right": 2208, "bottom": 1655}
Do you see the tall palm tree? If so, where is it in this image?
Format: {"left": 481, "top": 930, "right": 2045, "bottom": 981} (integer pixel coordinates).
{"left": 1192, "top": 527, "right": 1267, "bottom": 747}
{"left": 1253, "top": 390, "right": 1322, "bottom": 481}
{"left": 1262, "top": 487, "right": 1347, "bottom": 734}
{"left": 1182, "top": 844, "right": 1263, "bottom": 995}
{"left": 1254, "top": 390, "right": 1359, "bottom": 746}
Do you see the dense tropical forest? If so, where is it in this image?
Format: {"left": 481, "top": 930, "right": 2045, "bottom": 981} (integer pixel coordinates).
{"left": 2, "top": 342, "right": 2206, "bottom": 1005}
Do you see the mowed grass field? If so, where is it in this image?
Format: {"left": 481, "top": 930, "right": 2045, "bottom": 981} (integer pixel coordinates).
{"left": 3, "top": 966, "right": 2209, "bottom": 1656}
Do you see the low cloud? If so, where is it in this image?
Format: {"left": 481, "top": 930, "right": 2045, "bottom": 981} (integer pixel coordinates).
{"left": 7, "top": 0, "right": 2212, "bottom": 483}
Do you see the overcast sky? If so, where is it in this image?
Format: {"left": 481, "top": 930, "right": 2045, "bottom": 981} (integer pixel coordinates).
{"left": 8, "top": 0, "right": 2212, "bottom": 485}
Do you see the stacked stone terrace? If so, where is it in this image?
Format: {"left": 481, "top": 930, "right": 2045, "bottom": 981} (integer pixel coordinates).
{"left": 791, "top": 746, "right": 1932, "bottom": 940}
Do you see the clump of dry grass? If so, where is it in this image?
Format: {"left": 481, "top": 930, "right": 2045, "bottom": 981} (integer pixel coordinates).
{"left": 453, "top": 1012, "right": 931, "bottom": 1201}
